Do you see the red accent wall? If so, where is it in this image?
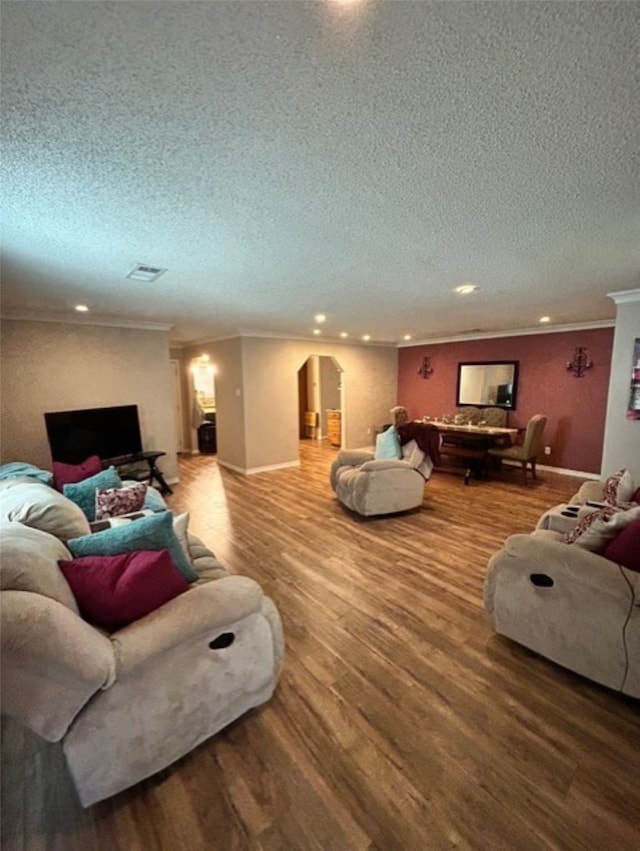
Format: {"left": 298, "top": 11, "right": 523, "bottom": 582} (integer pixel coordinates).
{"left": 398, "top": 328, "right": 614, "bottom": 474}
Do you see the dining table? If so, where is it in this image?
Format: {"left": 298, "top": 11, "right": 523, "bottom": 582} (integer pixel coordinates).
{"left": 422, "top": 419, "right": 520, "bottom": 484}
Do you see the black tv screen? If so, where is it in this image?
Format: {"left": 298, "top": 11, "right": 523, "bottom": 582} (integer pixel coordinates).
{"left": 44, "top": 405, "right": 143, "bottom": 464}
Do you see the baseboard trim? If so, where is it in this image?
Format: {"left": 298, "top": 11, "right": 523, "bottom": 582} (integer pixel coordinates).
{"left": 217, "top": 459, "right": 301, "bottom": 476}
{"left": 502, "top": 460, "right": 600, "bottom": 479}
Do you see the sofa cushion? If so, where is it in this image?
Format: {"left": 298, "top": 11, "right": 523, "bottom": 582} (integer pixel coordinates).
{"left": 67, "top": 510, "right": 199, "bottom": 583}
{"left": 0, "top": 480, "right": 91, "bottom": 541}
{"left": 58, "top": 550, "right": 188, "bottom": 631}
{"left": 602, "top": 518, "right": 640, "bottom": 572}
{"left": 0, "top": 521, "right": 79, "bottom": 612}
{"left": 564, "top": 505, "right": 640, "bottom": 552}
{"left": 603, "top": 468, "right": 635, "bottom": 506}
{"left": 53, "top": 456, "right": 102, "bottom": 491}
{"left": 0, "top": 462, "right": 54, "bottom": 487}
{"left": 95, "top": 482, "right": 147, "bottom": 520}
{"left": 375, "top": 426, "right": 402, "bottom": 460}
{"left": 63, "top": 467, "right": 122, "bottom": 522}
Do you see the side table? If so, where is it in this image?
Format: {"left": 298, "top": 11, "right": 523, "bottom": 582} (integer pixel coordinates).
{"left": 116, "top": 451, "right": 173, "bottom": 496}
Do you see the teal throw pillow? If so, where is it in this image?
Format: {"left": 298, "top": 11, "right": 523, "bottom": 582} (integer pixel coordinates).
{"left": 63, "top": 467, "right": 122, "bottom": 522}
{"left": 67, "top": 510, "right": 199, "bottom": 583}
{"left": 375, "top": 426, "right": 402, "bottom": 460}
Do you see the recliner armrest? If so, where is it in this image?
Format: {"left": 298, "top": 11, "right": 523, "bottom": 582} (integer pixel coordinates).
{"left": 359, "top": 459, "right": 413, "bottom": 473}
{"left": 111, "top": 576, "right": 267, "bottom": 674}
{"left": 1, "top": 590, "right": 117, "bottom": 742}
{"left": 571, "top": 480, "right": 606, "bottom": 505}
{"left": 336, "top": 449, "right": 374, "bottom": 466}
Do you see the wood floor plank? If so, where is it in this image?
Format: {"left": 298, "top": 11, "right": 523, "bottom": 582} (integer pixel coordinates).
{"left": 2, "top": 442, "right": 638, "bottom": 850}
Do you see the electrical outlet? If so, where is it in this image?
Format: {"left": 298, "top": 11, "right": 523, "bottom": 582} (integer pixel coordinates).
{"left": 367, "top": 428, "right": 372, "bottom": 435}
{"left": 544, "top": 445, "right": 551, "bottom": 455}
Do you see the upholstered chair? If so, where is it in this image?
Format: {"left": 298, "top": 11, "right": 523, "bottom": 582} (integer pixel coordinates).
{"left": 488, "top": 414, "right": 547, "bottom": 484}
{"left": 455, "top": 406, "right": 481, "bottom": 424}
{"left": 480, "top": 407, "right": 508, "bottom": 427}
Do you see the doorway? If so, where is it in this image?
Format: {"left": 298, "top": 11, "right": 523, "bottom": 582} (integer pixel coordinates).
{"left": 170, "top": 359, "right": 185, "bottom": 452}
{"left": 297, "top": 355, "right": 343, "bottom": 446}
{"left": 189, "top": 354, "right": 217, "bottom": 454}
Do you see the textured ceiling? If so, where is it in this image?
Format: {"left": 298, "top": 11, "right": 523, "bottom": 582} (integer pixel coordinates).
{"left": 1, "top": 0, "right": 638, "bottom": 345}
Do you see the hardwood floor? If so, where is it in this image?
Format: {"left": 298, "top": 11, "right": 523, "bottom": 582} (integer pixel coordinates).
{"left": 2, "top": 443, "right": 639, "bottom": 850}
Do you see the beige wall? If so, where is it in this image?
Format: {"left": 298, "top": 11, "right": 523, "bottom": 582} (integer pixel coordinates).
{"left": 240, "top": 337, "right": 397, "bottom": 471}
{"left": 182, "top": 336, "right": 397, "bottom": 473}
{"left": 182, "top": 337, "right": 247, "bottom": 470}
{"left": 0, "top": 320, "right": 178, "bottom": 479}
{"left": 601, "top": 292, "right": 640, "bottom": 478}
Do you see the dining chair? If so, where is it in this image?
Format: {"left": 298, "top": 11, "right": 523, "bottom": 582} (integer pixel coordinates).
{"left": 487, "top": 414, "right": 547, "bottom": 484}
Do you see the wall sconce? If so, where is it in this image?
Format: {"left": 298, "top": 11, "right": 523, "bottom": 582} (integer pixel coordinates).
{"left": 417, "top": 357, "right": 434, "bottom": 379}
{"left": 566, "top": 347, "right": 593, "bottom": 378}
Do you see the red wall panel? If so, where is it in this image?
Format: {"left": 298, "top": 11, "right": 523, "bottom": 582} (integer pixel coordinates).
{"left": 397, "top": 328, "right": 614, "bottom": 474}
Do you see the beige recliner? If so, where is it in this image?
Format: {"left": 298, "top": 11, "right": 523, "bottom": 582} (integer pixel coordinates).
{"left": 330, "top": 409, "right": 439, "bottom": 517}
{"left": 330, "top": 440, "right": 433, "bottom": 516}
{"left": 0, "top": 479, "right": 284, "bottom": 807}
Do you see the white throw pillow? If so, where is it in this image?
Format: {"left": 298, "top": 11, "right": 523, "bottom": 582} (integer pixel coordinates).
{"left": 566, "top": 505, "right": 640, "bottom": 552}
{"left": 604, "top": 469, "right": 636, "bottom": 506}
{"left": 0, "top": 481, "right": 91, "bottom": 541}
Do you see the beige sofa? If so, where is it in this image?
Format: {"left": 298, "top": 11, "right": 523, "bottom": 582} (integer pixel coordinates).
{"left": 0, "top": 478, "right": 284, "bottom": 806}
{"left": 484, "top": 478, "right": 640, "bottom": 697}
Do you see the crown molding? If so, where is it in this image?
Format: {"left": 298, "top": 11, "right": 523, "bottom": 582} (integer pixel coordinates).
{"left": 607, "top": 288, "right": 640, "bottom": 305}
{"left": 178, "top": 329, "right": 397, "bottom": 348}
{"left": 0, "top": 311, "right": 172, "bottom": 332}
{"left": 397, "top": 319, "right": 615, "bottom": 348}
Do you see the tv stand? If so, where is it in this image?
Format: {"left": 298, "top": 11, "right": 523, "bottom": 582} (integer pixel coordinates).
{"left": 107, "top": 450, "right": 173, "bottom": 496}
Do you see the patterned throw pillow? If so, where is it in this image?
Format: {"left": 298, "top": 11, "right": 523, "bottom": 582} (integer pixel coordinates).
{"left": 564, "top": 505, "right": 640, "bottom": 552}
{"left": 95, "top": 482, "right": 147, "bottom": 521}
{"left": 63, "top": 467, "right": 122, "bottom": 521}
{"left": 603, "top": 469, "right": 635, "bottom": 506}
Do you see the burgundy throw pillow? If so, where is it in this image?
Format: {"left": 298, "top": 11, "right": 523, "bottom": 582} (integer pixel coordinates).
{"left": 53, "top": 455, "right": 102, "bottom": 491}
{"left": 58, "top": 549, "right": 188, "bottom": 631}
{"left": 95, "top": 482, "right": 147, "bottom": 521}
{"left": 603, "top": 519, "right": 640, "bottom": 572}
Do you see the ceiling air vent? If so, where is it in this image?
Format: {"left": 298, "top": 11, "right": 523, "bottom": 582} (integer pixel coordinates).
{"left": 126, "top": 264, "right": 167, "bottom": 283}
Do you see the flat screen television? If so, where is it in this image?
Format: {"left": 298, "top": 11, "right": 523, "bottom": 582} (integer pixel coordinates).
{"left": 44, "top": 405, "right": 143, "bottom": 464}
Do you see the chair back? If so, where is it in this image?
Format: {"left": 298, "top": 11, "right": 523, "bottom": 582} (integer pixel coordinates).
{"left": 481, "top": 407, "right": 507, "bottom": 427}
{"left": 522, "top": 415, "right": 547, "bottom": 458}
{"left": 456, "top": 406, "right": 481, "bottom": 425}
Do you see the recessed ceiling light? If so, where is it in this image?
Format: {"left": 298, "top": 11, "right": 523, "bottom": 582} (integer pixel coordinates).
{"left": 75, "top": 304, "right": 89, "bottom": 312}
{"left": 362, "top": 334, "right": 371, "bottom": 341}
{"left": 403, "top": 334, "right": 412, "bottom": 341}
{"left": 340, "top": 332, "right": 348, "bottom": 338}
{"left": 539, "top": 315, "right": 551, "bottom": 323}
{"left": 454, "top": 283, "right": 479, "bottom": 295}
{"left": 313, "top": 329, "right": 321, "bottom": 335}
{"left": 314, "top": 313, "right": 326, "bottom": 323}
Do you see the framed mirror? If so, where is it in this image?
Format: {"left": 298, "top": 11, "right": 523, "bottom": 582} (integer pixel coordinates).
{"left": 456, "top": 361, "right": 519, "bottom": 410}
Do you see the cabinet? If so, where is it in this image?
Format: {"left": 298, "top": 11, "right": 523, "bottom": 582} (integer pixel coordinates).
{"left": 327, "top": 410, "right": 341, "bottom": 447}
